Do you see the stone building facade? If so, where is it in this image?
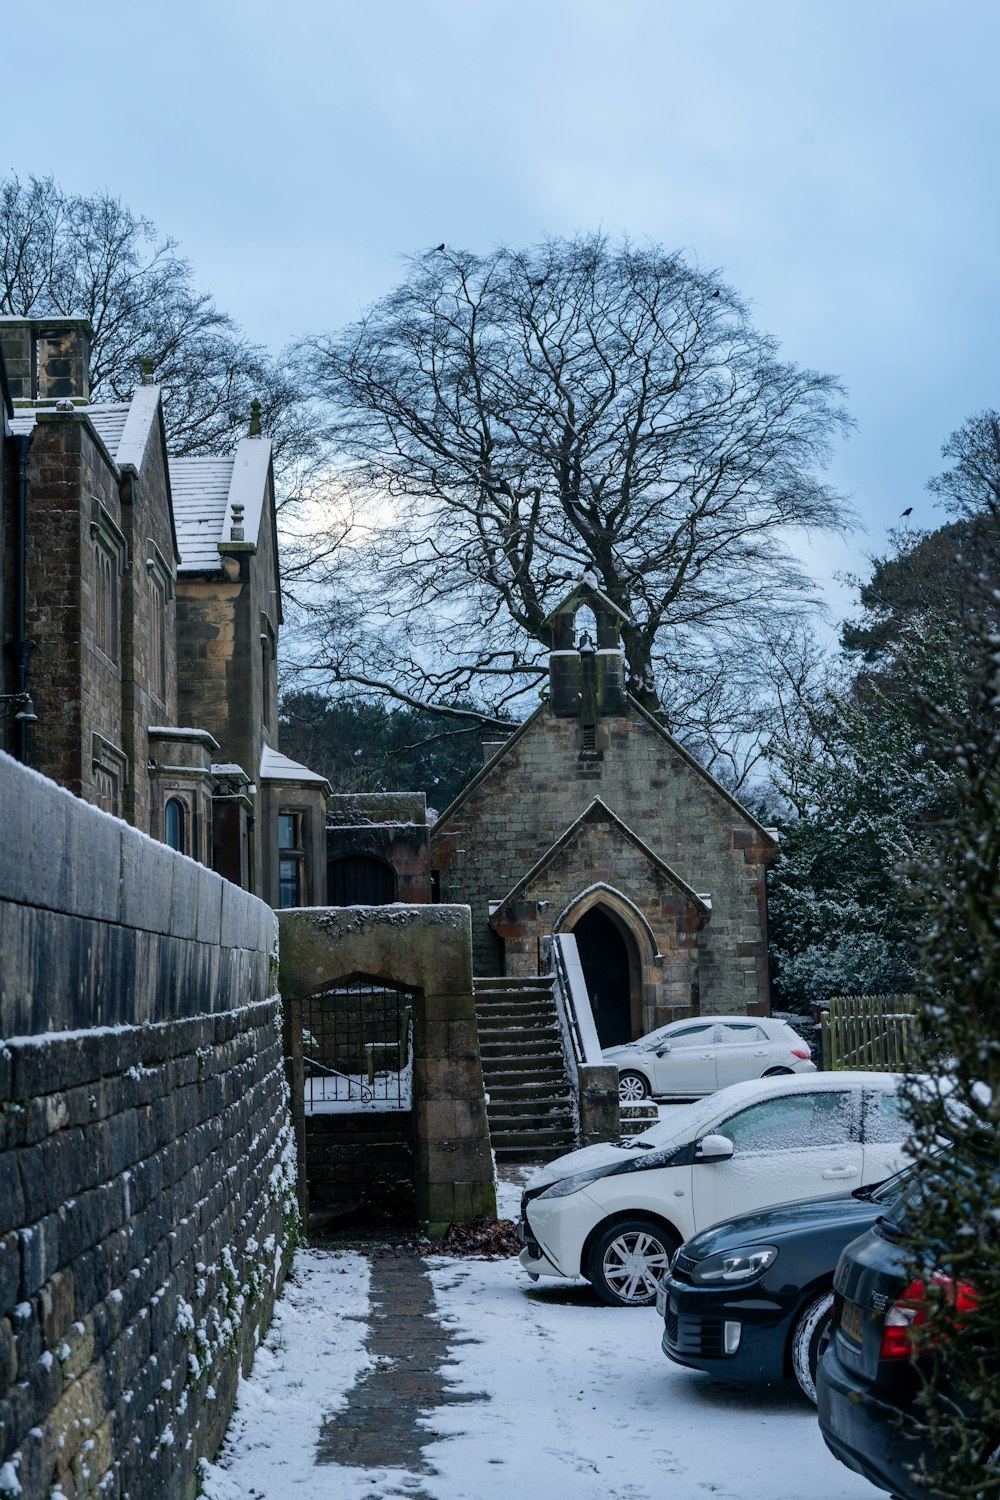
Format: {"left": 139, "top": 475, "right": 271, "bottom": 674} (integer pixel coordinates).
{"left": 0, "top": 317, "right": 328, "bottom": 909}
{"left": 430, "top": 582, "right": 776, "bottom": 1043}
{"left": 326, "top": 791, "right": 432, "bottom": 905}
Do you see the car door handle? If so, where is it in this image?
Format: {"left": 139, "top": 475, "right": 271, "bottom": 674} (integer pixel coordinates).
{"left": 821, "top": 1166, "right": 860, "bottom": 1179}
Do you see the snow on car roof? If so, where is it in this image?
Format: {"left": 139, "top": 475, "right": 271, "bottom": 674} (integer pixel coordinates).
{"left": 635, "top": 1071, "right": 907, "bottom": 1149}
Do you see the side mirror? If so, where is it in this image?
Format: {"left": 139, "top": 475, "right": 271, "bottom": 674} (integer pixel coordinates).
{"left": 695, "top": 1134, "right": 734, "bottom": 1162}
{"left": 656, "top": 1042, "right": 672, "bottom": 1056}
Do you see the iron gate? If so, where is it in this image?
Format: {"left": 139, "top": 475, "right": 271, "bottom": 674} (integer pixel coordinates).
{"left": 301, "top": 979, "right": 413, "bottom": 1110}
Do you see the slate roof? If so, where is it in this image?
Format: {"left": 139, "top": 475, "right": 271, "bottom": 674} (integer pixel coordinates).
{"left": 11, "top": 401, "right": 131, "bottom": 461}
{"left": 169, "top": 438, "right": 273, "bottom": 575}
{"left": 170, "top": 457, "right": 236, "bottom": 572}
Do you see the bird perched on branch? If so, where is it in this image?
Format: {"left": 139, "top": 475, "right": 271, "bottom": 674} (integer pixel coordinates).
{"left": 900, "top": 506, "right": 913, "bottom": 517}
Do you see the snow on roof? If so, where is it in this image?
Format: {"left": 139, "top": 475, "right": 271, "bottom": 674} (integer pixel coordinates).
{"left": 170, "top": 457, "right": 235, "bottom": 572}
{"left": 11, "top": 399, "right": 132, "bottom": 463}
{"left": 115, "top": 384, "right": 161, "bottom": 471}
{"left": 259, "top": 744, "right": 332, "bottom": 790}
{"left": 227, "top": 437, "right": 272, "bottom": 553}
{"left": 170, "top": 436, "right": 272, "bottom": 575}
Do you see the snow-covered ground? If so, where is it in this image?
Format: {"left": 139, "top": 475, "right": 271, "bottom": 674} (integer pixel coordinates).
{"left": 201, "top": 1200, "right": 876, "bottom": 1500}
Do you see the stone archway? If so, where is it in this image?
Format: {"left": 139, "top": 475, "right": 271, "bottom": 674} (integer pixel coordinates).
{"left": 277, "top": 905, "right": 496, "bottom": 1233}
{"left": 556, "top": 885, "right": 658, "bottom": 1041}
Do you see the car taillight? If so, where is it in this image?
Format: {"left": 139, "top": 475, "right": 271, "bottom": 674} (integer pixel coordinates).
{"left": 790, "top": 1048, "right": 811, "bottom": 1060}
{"left": 879, "top": 1276, "right": 980, "bottom": 1361}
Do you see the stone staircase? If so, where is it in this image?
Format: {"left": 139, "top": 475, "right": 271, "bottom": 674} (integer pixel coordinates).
{"left": 473, "top": 976, "right": 578, "bottom": 1161}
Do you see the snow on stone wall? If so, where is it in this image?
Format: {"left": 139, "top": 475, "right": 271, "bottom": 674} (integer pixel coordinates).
{"left": 0, "top": 751, "right": 292, "bottom": 1500}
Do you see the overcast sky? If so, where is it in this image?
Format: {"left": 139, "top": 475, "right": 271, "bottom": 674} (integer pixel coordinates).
{"left": 5, "top": 0, "right": 997, "bottom": 623}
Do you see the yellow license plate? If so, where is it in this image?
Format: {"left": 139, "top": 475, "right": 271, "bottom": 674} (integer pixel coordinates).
{"left": 840, "top": 1298, "right": 865, "bottom": 1343}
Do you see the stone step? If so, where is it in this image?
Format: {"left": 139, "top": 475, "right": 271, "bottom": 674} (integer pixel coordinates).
{"left": 494, "top": 1147, "right": 574, "bottom": 1163}
{"left": 476, "top": 1020, "right": 554, "bottom": 1032}
{"left": 476, "top": 1007, "right": 558, "bottom": 1023}
{"left": 490, "top": 1125, "right": 576, "bottom": 1151}
{"left": 476, "top": 1020, "right": 563, "bottom": 1032}
{"left": 488, "top": 1097, "right": 575, "bottom": 1118}
{"left": 487, "top": 1080, "right": 574, "bottom": 1098}
{"left": 482, "top": 1061, "right": 566, "bottom": 1080}
{"left": 474, "top": 976, "right": 554, "bottom": 990}
{"left": 480, "top": 1028, "right": 561, "bottom": 1046}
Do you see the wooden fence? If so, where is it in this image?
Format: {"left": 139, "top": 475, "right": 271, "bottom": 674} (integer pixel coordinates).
{"left": 820, "top": 994, "right": 921, "bottom": 1072}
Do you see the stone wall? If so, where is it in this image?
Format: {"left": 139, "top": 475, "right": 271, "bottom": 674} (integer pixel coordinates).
{"left": 0, "top": 751, "right": 292, "bottom": 1500}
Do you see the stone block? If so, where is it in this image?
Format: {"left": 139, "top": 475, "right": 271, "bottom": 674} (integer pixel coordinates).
{"left": 0, "top": 1149, "right": 24, "bottom": 1228}
{"left": 0, "top": 1315, "right": 16, "bottom": 1391}
{"left": 0, "top": 1230, "right": 20, "bottom": 1311}
{"left": 0, "top": 753, "right": 121, "bottom": 923}
{"left": 18, "top": 1213, "right": 60, "bottom": 1299}
{"left": 195, "top": 865, "right": 223, "bottom": 946}
{"left": 120, "top": 825, "right": 176, "bottom": 937}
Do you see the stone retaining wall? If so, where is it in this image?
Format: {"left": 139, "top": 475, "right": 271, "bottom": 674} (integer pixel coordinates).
{"left": 0, "top": 752, "right": 291, "bottom": 1500}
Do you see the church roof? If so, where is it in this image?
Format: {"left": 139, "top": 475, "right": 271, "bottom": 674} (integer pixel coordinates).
{"left": 491, "top": 796, "right": 712, "bottom": 916}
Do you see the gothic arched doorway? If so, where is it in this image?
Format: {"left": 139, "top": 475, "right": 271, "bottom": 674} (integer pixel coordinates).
{"left": 571, "top": 906, "right": 635, "bottom": 1048}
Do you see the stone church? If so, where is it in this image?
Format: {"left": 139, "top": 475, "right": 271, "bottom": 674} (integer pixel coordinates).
{"left": 430, "top": 581, "right": 776, "bottom": 1044}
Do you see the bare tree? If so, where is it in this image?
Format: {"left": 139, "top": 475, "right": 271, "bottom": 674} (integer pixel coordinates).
{"left": 0, "top": 174, "right": 314, "bottom": 476}
{"left": 296, "top": 234, "right": 854, "bottom": 723}
{"left": 927, "top": 407, "right": 1000, "bottom": 520}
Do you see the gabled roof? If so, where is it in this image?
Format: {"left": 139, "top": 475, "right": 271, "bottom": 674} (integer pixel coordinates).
{"left": 170, "top": 436, "right": 274, "bottom": 576}
{"left": 431, "top": 694, "right": 777, "bottom": 846}
{"left": 544, "top": 573, "right": 631, "bottom": 626}
{"left": 491, "top": 796, "right": 711, "bottom": 916}
{"left": 259, "top": 743, "right": 332, "bottom": 792}
{"left": 10, "top": 384, "right": 163, "bottom": 473}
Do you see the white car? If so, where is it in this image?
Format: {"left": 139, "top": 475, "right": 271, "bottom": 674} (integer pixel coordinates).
{"left": 519, "top": 1073, "right": 912, "bottom": 1308}
{"left": 605, "top": 1015, "right": 815, "bottom": 1101}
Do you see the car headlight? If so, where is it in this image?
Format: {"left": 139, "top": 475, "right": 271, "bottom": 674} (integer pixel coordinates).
{"left": 689, "top": 1245, "right": 779, "bottom": 1284}
{"left": 536, "top": 1165, "right": 613, "bottom": 1200}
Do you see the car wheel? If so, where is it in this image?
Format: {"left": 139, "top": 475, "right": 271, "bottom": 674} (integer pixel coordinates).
{"left": 791, "top": 1290, "right": 834, "bottom": 1403}
{"left": 763, "top": 1066, "right": 794, "bottom": 1076}
{"left": 618, "top": 1071, "right": 650, "bottom": 1102}
{"left": 587, "top": 1218, "right": 677, "bottom": 1307}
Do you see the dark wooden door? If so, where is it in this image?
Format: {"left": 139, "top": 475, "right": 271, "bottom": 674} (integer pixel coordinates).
{"left": 328, "top": 855, "right": 396, "bottom": 906}
{"left": 572, "top": 907, "right": 632, "bottom": 1047}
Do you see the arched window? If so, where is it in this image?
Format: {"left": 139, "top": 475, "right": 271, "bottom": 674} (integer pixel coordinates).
{"left": 164, "top": 797, "right": 186, "bottom": 853}
{"left": 328, "top": 855, "right": 396, "bottom": 906}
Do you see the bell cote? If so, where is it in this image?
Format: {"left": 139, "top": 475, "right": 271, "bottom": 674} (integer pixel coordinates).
{"left": 545, "top": 575, "right": 630, "bottom": 718}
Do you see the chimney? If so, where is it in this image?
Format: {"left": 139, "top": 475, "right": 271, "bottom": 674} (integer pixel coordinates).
{"left": 0, "top": 317, "right": 92, "bottom": 403}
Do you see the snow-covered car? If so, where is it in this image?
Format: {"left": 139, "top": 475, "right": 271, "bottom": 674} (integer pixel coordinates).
{"left": 605, "top": 1015, "right": 815, "bottom": 1102}
{"left": 519, "top": 1072, "right": 913, "bottom": 1308}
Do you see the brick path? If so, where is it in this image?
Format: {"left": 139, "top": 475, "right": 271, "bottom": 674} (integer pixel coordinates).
{"left": 315, "top": 1250, "right": 488, "bottom": 1486}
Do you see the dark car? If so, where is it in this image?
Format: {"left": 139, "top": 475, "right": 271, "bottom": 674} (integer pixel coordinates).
{"left": 659, "top": 1168, "right": 914, "bottom": 1402}
{"left": 816, "top": 1176, "right": 986, "bottom": 1499}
